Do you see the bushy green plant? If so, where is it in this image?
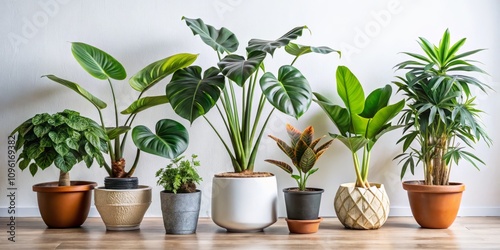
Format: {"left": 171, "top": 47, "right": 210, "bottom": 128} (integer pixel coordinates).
{"left": 10, "top": 109, "right": 108, "bottom": 186}
{"left": 394, "top": 29, "right": 491, "bottom": 185}
{"left": 265, "top": 124, "right": 333, "bottom": 191}
{"left": 156, "top": 154, "right": 202, "bottom": 194}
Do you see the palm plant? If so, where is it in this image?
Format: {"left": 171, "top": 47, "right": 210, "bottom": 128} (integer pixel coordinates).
{"left": 314, "top": 66, "right": 404, "bottom": 188}
{"left": 44, "top": 42, "right": 193, "bottom": 178}
{"left": 265, "top": 124, "right": 333, "bottom": 191}
{"left": 165, "top": 17, "right": 339, "bottom": 173}
{"left": 393, "top": 29, "right": 492, "bottom": 185}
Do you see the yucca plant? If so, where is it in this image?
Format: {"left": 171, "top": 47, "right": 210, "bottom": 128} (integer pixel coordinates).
{"left": 43, "top": 42, "right": 193, "bottom": 178}
{"left": 265, "top": 124, "right": 333, "bottom": 191}
{"left": 314, "top": 66, "right": 404, "bottom": 188}
{"left": 165, "top": 17, "right": 339, "bottom": 174}
{"left": 394, "top": 29, "right": 492, "bottom": 185}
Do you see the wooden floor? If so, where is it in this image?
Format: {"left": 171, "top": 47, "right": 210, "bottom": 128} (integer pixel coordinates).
{"left": 1, "top": 217, "right": 499, "bottom": 249}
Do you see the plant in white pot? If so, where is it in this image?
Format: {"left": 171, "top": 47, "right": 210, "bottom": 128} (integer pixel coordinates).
{"left": 156, "top": 154, "right": 203, "bottom": 234}
{"left": 165, "top": 17, "right": 339, "bottom": 232}
{"left": 266, "top": 124, "right": 332, "bottom": 234}
{"left": 314, "top": 66, "right": 405, "bottom": 229}
{"left": 44, "top": 42, "right": 191, "bottom": 230}
{"left": 10, "top": 109, "right": 107, "bottom": 228}
{"left": 393, "top": 29, "right": 491, "bottom": 229}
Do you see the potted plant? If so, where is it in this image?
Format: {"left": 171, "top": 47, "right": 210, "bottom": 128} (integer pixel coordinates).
{"left": 265, "top": 124, "right": 332, "bottom": 234}
{"left": 165, "top": 17, "right": 339, "bottom": 232}
{"left": 156, "top": 154, "right": 202, "bottom": 234}
{"left": 393, "top": 29, "right": 491, "bottom": 229}
{"left": 10, "top": 109, "right": 107, "bottom": 228}
{"left": 314, "top": 66, "right": 404, "bottom": 229}
{"left": 44, "top": 42, "right": 192, "bottom": 230}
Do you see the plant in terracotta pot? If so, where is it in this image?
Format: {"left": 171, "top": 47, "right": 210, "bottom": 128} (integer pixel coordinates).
{"left": 314, "top": 65, "right": 405, "bottom": 229}
{"left": 265, "top": 124, "right": 333, "bottom": 234}
{"left": 156, "top": 154, "right": 202, "bottom": 234}
{"left": 165, "top": 17, "right": 339, "bottom": 232}
{"left": 393, "top": 29, "right": 491, "bottom": 229}
{"left": 10, "top": 109, "right": 107, "bottom": 228}
{"left": 44, "top": 42, "right": 191, "bottom": 230}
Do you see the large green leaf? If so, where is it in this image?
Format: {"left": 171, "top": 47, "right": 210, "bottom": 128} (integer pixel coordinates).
{"left": 71, "top": 42, "right": 126, "bottom": 80}
{"left": 182, "top": 17, "right": 238, "bottom": 54}
{"left": 132, "top": 119, "right": 189, "bottom": 159}
{"left": 285, "top": 43, "right": 341, "bottom": 58}
{"left": 218, "top": 51, "right": 266, "bottom": 87}
{"left": 43, "top": 75, "right": 107, "bottom": 109}
{"left": 313, "top": 92, "right": 350, "bottom": 135}
{"left": 246, "top": 26, "right": 308, "bottom": 55}
{"left": 366, "top": 100, "right": 405, "bottom": 139}
{"left": 121, "top": 96, "right": 169, "bottom": 115}
{"left": 336, "top": 66, "right": 365, "bottom": 115}
{"left": 166, "top": 66, "right": 225, "bottom": 123}
{"left": 260, "top": 65, "right": 311, "bottom": 119}
{"left": 330, "top": 134, "right": 368, "bottom": 153}
{"left": 360, "top": 85, "right": 392, "bottom": 118}
{"left": 106, "top": 126, "right": 131, "bottom": 140}
{"left": 129, "top": 53, "right": 198, "bottom": 92}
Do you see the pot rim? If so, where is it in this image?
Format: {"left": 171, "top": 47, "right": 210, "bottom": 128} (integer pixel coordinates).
{"left": 95, "top": 185, "right": 152, "bottom": 191}
{"left": 402, "top": 180, "right": 465, "bottom": 193}
{"left": 213, "top": 172, "right": 275, "bottom": 178}
{"left": 285, "top": 217, "right": 323, "bottom": 223}
{"left": 283, "top": 187, "right": 324, "bottom": 194}
{"left": 32, "top": 181, "right": 97, "bottom": 193}
{"left": 161, "top": 189, "right": 201, "bottom": 194}
{"left": 338, "top": 182, "right": 385, "bottom": 189}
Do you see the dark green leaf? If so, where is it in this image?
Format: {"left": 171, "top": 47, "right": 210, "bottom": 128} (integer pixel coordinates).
{"left": 121, "top": 96, "right": 169, "bottom": 115}
{"left": 42, "top": 75, "right": 107, "bottom": 109}
{"left": 218, "top": 51, "right": 266, "bottom": 87}
{"left": 247, "top": 26, "right": 308, "bottom": 55}
{"left": 132, "top": 119, "right": 189, "bottom": 159}
{"left": 106, "top": 126, "right": 131, "bottom": 140}
{"left": 182, "top": 17, "right": 238, "bottom": 54}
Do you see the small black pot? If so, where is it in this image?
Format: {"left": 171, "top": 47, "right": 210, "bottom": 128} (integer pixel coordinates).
{"left": 104, "top": 177, "right": 139, "bottom": 189}
{"left": 283, "top": 187, "right": 324, "bottom": 220}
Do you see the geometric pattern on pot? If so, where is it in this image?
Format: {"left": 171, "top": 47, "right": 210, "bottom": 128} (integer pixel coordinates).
{"left": 334, "top": 183, "right": 389, "bottom": 230}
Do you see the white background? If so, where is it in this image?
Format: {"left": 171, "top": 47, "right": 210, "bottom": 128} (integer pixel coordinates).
{"left": 1, "top": 0, "right": 499, "bottom": 218}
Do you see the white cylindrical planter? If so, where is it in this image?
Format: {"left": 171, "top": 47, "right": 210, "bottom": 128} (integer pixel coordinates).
{"left": 211, "top": 175, "right": 278, "bottom": 232}
{"left": 94, "top": 185, "right": 152, "bottom": 231}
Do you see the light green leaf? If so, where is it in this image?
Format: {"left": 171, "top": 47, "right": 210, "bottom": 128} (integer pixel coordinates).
{"left": 336, "top": 66, "right": 365, "bottom": 114}
{"left": 121, "top": 96, "right": 169, "bottom": 115}
{"left": 42, "top": 75, "right": 107, "bottom": 109}
{"left": 106, "top": 126, "right": 131, "bottom": 140}
{"left": 71, "top": 42, "right": 126, "bottom": 80}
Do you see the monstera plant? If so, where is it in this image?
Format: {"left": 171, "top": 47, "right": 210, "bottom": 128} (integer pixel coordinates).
{"left": 44, "top": 42, "right": 193, "bottom": 180}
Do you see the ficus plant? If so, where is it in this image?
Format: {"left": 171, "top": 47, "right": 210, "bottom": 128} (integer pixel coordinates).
{"left": 43, "top": 42, "right": 192, "bottom": 178}
{"left": 165, "top": 17, "right": 339, "bottom": 174}
{"left": 265, "top": 124, "right": 333, "bottom": 191}
{"left": 10, "top": 110, "right": 108, "bottom": 186}
{"left": 314, "top": 66, "right": 405, "bottom": 188}
{"left": 393, "top": 29, "right": 491, "bottom": 185}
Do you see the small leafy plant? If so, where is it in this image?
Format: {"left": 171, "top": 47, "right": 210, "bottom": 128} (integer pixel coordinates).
{"left": 10, "top": 109, "right": 108, "bottom": 186}
{"left": 266, "top": 124, "right": 333, "bottom": 191}
{"left": 156, "top": 154, "right": 202, "bottom": 194}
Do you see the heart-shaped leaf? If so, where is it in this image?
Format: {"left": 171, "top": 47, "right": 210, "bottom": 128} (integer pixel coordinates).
{"left": 71, "top": 42, "right": 126, "bottom": 80}
{"left": 43, "top": 75, "right": 107, "bottom": 109}
{"left": 121, "top": 96, "right": 169, "bottom": 115}
{"left": 260, "top": 65, "right": 311, "bottom": 119}
{"left": 182, "top": 17, "right": 238, "bottom": 54}
{"left": 132, "top": 119, "right": 189, "bottom": 159}
{"left": 129, "top": 53, "right": 198, "bottom": 92}
{"left": 166, "top": 66, "right": 225, "bottom": 123}
{"left": 247, "top": 26, "right": 308, "bottom": 55}
{"left": 218, "top": 51, "right": 266, "bottom": 87}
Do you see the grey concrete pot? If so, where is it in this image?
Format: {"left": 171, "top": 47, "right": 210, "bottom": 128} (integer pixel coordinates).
{"left": 160, "top": 190, "right": 201, "bottom": 234}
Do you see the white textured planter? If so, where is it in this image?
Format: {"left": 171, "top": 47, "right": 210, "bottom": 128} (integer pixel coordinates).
{"left": 94, "top": 185, "right": 152, "bottom": 231}
{"left": 334, "top": 183, "right": 389, "bottom": 230}
{"left": 212, "top": 175, "right": 278, "bottom": 232}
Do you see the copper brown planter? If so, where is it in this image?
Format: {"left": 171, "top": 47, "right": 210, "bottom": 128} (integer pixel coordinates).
{"left": 32, "top": 181, "right": 97, "bottom": 228}
{"left": 285, "top": 217, "right": 323, "bottom": 234}
{"left": 403, "top": 181, "right": 465, "bottom": 229}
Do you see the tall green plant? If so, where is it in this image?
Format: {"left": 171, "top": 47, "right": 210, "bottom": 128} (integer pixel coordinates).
{"left": 166, "top": 17, "right": 340, "bottom": 173}
{"left": 394, "top": 29, "right": 491, "bottom": 185}
{"left": 314, "top": 66, "right": 404, "bottom": 188}
{"left": 44, "top": 43, "right": 193, "bottom": 178}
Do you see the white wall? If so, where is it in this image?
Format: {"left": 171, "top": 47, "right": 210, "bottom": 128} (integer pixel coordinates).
{"left": 1, "top": 0, "right": 499, "bottom": 218}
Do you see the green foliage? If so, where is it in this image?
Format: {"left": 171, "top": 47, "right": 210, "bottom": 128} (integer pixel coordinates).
{"left": 266, "top": 124, "right": 333, "bottom": 191}
{"left": 166, "top": 17, "right": 339, "bottom": 173}
{"left": 11, "top": 109, "right": 107, "bottom": 176}
{"left": 394, "top": 29, "right": 491, "bottom": 185}
{"left": 155, "top": 154, "right": 202, "bottom": 194}
{"left": 314, "top": 66, "right": 404, "bottom": 188}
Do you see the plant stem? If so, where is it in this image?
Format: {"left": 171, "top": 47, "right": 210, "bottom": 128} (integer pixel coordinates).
{"left": 352, "top": 152, "right": 366, "bottom": 188}
{"left": 203, "top": 116, "right": 241, "bottom": 172}
{"left": 58, "top": 170, "right": 70, "bottom": 186}
{"left": 126, "top": 149, "right": 140, "bottom": 177}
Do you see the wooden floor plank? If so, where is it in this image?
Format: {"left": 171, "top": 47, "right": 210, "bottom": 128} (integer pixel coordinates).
{"left": 1, "top": 217, "right": 499, "bottom": 249}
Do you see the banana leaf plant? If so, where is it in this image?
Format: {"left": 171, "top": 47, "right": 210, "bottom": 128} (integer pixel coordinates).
{"left": 314, "top": 66, "right": 405, "bottom": 188}
{"left": 165, "top": 17, "right": 340, "bottom": 173}
{"left": 393, "top": 29, "right": 492, "bottom": 185}
{"left": 265, "top": 124, "right": 333, "bottom": 191}
{"left": 43, "top": 42, "right": 193, "bottom": 178}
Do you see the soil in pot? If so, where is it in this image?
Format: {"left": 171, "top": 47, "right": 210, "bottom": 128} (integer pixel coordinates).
{"left": 33, "top": 181, "right": 97, "bottom": 228}
{"left": 283, "top": 187, "right": 324, "bottom": 220}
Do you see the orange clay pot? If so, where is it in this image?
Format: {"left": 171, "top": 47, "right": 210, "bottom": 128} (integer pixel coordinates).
{"left": 285, "top": 217, "right": 323, "bottom": 234}
{"left": 32, "top": 181, "right": 97, "bottom": 228}
{"left": 403, "top": 181, "right": 465, "bottom": 229}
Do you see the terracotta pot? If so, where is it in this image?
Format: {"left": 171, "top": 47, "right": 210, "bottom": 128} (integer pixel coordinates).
{"left": 32, "top": 181, "right": 97, "bottom": 228}
{"left": 334, "top": 183, "right": 389, "bottom": 230}
{"left": 285, "top": 217, "right": 323, "bottom": 234}
{"left": 403, "top": 181, "right": 465, "bottom": 229}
